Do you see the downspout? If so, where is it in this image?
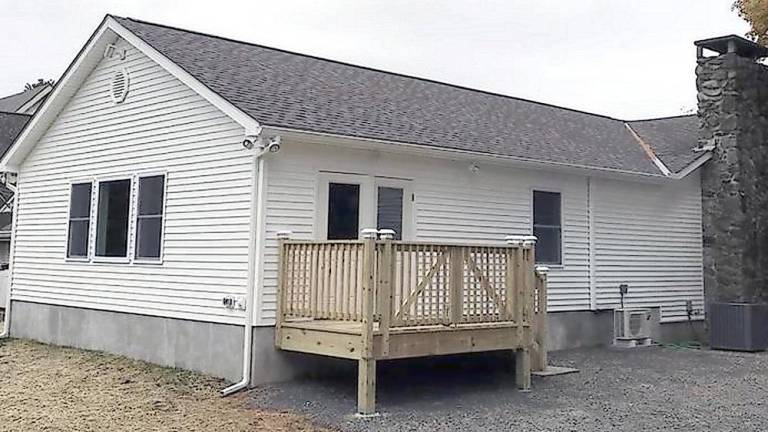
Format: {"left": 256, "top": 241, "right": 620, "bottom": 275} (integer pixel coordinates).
{"left": 1, "top": 175, "right": 20, "bottom": 338}
{"left": 587, "top": 177, "right": 597, "bottom": 311}
{"left": 220, "top": 139, "right": 270, "bottom": 396}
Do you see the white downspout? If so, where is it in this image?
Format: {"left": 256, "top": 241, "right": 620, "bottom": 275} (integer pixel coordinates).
{"left": 587, "top": 177, "right": 597, "bottom": 311}
{"left": 220, "top": 145, "right": 268, "bottom": 396}
{"left": 1, "top": 175, "right": 20, "bottom": 338}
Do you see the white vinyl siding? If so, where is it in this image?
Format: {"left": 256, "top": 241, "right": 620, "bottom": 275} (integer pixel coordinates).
{"left": 592, "top": 173, "right": 704, "bottom": 322}
{"left": 258, "top": 140, "right": 592, "bottom": 324}
{"left": 258, "top": 140, "right": 704, "bottom": 325}
{"left": 11, "top": 38, "right": 252, "bottom": 324}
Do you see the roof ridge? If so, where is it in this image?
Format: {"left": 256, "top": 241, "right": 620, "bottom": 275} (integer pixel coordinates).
{"left": 115, "top": 15, "right": 630, "bottom": 123}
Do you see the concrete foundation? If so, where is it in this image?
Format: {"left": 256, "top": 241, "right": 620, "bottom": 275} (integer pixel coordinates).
{"left": 9, "top": 301, "right": 244, "bottom": 381}
{"left": 10, "top": 301, "right": 705, "bottom": 385}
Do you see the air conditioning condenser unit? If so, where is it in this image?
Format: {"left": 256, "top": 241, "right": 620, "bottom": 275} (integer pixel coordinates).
{"left": 614, "top": 308, "right": 653, "bottom": 348}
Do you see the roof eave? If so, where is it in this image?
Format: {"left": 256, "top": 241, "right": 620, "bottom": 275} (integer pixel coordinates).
{"left": 264, "top": 124, "right": 670, "bottom": 181}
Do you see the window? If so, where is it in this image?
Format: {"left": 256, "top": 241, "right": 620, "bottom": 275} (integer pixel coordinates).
{"left": 533, "top": 190, "right": 562, "bottom": 265}
{"left": 377, "top": 186, "right": 403, "bottom": 240}
{"left": 327, "top": 183, "right": 360, "bottom": 240}
{"left": 135, "top": 175, "right": 165, "bottom": 260}
{"left": 67, "top": 183, "right": 92, "bottom": 258}
{"left": 95, "top": 179, "right": 131, "bottom": 258}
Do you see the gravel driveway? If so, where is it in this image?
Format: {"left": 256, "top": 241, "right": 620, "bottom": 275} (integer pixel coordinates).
{"left": 249, "top": 346, "right": 768, "bottom": 431}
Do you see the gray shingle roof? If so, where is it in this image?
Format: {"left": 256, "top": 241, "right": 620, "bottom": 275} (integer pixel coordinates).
{"left": 0, "top": 112, "right": 31, "bottom": 159}
{"left": 115, "top": 17, "right": 699, "bottom": 176}
{"left": 0, "top": 85, "right": 49, "bottom": 113}
{"left": 628, "top": 115, "right": 700, "bottom": 173}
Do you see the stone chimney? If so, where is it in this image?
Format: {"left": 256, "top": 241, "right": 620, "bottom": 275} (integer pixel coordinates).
{"left": 696, "top": 35, "right": 768, "bottom": 304}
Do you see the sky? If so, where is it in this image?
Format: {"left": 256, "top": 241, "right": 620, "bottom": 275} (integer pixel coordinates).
{"left": 0, "top": 0, "right": 751, "bottom": 120}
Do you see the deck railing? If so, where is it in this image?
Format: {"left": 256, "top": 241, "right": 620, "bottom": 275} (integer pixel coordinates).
{"left": 276, "top": 232, "right": 549, "bottom": 358}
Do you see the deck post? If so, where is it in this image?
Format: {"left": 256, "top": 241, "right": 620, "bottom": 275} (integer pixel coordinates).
{"left": 512, "top": 239, "right": 525, "bottom": 342}
{"left": 357, "top": 358, "right": 376, "bottom": 415}
{"left": 533, "top": 266, "right": 550, "bottom": 371}
{"left": 515, "top": 347, "right": 531, "bottom": 391}
{"left": 274, "top": 230, "right": 292, "bottom": 346}
{"left": 504, "top": 236, "right": 521, "bottom": 321}
{"left": 358, "top": 228, "right": 378, "bottom": 415}
{"left": 521, "top": 237, "right": 537, "bottom": 382}
{"left": 522, "top": 236, "right": 537, "bottom": 336}
{"left": 378, "top": 229, "right": 395, "bottom": 356}
{"left": 449, "top": 246, "right": 464, "bottom": 324}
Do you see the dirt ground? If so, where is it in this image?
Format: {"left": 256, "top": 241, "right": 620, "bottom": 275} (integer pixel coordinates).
{"left": 0, "top": 338, "right": 323, "bottom": 432}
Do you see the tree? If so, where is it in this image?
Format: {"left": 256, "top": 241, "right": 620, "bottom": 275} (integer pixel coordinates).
{"left": 734, "top": 0, "right": 768, "bottom": 45}
{"left": 24, "top": 78, "right": 54, "bottom": 91}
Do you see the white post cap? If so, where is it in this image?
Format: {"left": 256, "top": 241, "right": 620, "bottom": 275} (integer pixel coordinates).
{"left": 519, "top": 235, "right": 536, "bottom": 248}
{"left": 535, "top": 265, "right": 550, "bottom": 275}
{"left": 505, "top": 235, "right": 524, "bottom": 246}
{"left": 361, "top": 228, "right": 379, "bottom": 239}
{"left": 378, "top": 229, "right": 396, "bottom": 240}
{"left": 276, "top": 230, "right": 293, "bottom": 240}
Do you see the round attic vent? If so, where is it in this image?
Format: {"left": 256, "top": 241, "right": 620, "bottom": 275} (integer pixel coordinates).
{"left": 110, "top": 68, "right": 130, "bottom": 104}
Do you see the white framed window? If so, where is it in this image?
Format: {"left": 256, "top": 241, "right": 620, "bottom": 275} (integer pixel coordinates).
{"left": 532, "top": 190, "right": 563, "bottom": 265}
{"left": 317, "top": 173, "right": 370, "bottom": 240}
{"left": 316, "top": 173, "right": 413, "bottom": 241}
{"left": 66, "top": 182, "right": 93, "bottom": 259}
{"left": 94, "top": 178, "right": 132, "bottom": 260}
{"left": 374, "top": 178, "right": 414, "bottom": 241}
{"left": 134, "top": 174, "right": 166, "bottom": 261}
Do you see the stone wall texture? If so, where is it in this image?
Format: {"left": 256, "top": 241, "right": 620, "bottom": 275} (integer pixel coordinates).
{"left": 698, "top": 52, "right": 768, "bottom": 304}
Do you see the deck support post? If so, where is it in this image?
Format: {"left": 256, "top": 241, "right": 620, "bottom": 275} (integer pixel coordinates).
{"left": 515, "top": 347, "right": 531, "bottom": 391}
{"left": 357, "top": 358, "right": 377, "bottom": 415}
{"left": 358, "top": 228, "right": 378, "bottom": 415}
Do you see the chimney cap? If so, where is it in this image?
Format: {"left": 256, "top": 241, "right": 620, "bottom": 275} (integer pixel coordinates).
{"left": 695, "top": 35, "right": 768, "bottom": 60}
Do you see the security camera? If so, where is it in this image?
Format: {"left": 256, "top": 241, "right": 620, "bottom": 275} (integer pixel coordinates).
{"left": 242, "top": 139, "right": 254, "bottom": 150}
{"left": 267, "top": 136, "right": 281, "bottom": 153}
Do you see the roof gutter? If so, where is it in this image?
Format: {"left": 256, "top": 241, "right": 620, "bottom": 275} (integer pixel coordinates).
{"left": 263, "top": 125, "right": 674, "bottom": 181}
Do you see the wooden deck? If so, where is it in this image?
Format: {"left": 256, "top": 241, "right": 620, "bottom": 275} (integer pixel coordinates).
{"left": 274, "top": 233, "right": 549, "bottom": 414}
